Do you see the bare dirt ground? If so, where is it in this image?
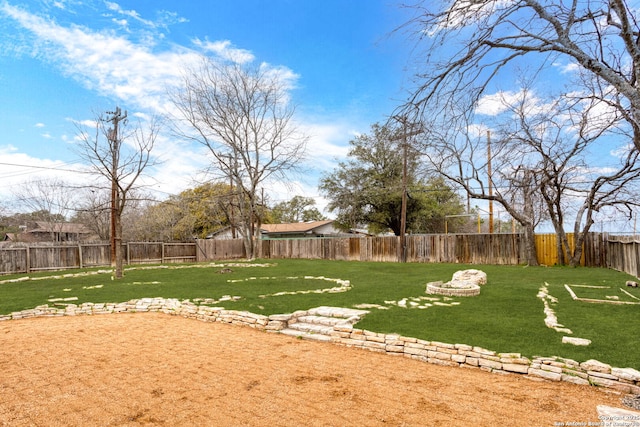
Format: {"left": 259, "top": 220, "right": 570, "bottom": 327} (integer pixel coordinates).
{"left": 0, "top": 313, "right": 625, "bottom": 426}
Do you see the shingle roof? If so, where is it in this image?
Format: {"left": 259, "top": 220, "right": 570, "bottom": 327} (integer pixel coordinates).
{"left": 260, "top": 220, "right": 334, "bottom": 234}
{"left": 32, "top": 221, "right": 92, "bottom": 234}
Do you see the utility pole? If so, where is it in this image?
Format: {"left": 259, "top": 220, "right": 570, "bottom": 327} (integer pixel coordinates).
{"left": 106, "top": 106, "right": 127, "bottom": 268}
{"left": 392, "top": 115, "right": 422, "bottom": 263}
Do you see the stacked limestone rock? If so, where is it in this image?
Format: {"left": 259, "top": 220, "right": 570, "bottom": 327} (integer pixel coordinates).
{"left": 451, "top": 269, "right": 488, "bottom": 286}
{"left": 328, "top": 322, "right": 640, "bottom": 395}
{"left": 426, "top": 269, "right": 486, "bottom": 297}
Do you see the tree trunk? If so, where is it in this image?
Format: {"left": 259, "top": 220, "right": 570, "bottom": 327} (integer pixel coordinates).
{"left": 569, "top": 203, "right": 595, "bottom": 267}
{"left": 569, "top": 238, "right": 584, "bottom": 267}
{"left": 558, "top": 231, "right": 572, "bottom": 266}
{"left": 240, "top": 224, "right": 254, "bottom": 261}
{"left": 252, "top": 202, "right": 262, "bottom": 260}
{"left": 523, "top": 222, "right": 539, "bottom": 266}
{"left": 521, "top": 170, "right": 539, "bottom": 266}
{"left": 114, "top": 206, "right": 124, "bottom": 279}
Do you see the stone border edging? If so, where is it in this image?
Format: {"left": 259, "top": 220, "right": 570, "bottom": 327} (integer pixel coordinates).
{"left": 565, "top": 284, "right": 640, "bottom": 305}
{"left": 426, "top": 281, "right": 481, "bottom": 297}
{"left": 2, "top": 298, "right": 639, "bottom": 397}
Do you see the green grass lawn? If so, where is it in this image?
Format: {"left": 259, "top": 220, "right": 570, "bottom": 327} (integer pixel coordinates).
{"left": 1, "top": 259, "right": 638, "bottom": 369}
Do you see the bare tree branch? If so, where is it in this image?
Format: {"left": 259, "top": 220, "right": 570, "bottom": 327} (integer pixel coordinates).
{"left": 402, "top": 0, "right": 640, "bottom": 151}
{"left": 169, "top": 58, "right": 308, "bottom": 259}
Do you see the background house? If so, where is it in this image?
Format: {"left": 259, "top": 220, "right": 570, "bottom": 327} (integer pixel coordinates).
{"left": 205, "top": 227, "right": 236, "bottom": 240}
{"left": 206, "top": 220, "right": 348, "bottom": 240}
{"left": 3, "top": 221, "right": 98, "bottom": 243}
{"left": 259, "top": 220, "right": 340, "bottom": 239}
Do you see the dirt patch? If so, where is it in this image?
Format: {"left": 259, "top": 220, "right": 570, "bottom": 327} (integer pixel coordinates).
{"left": 0, "top": 313, "right": 623, "bottom": 426}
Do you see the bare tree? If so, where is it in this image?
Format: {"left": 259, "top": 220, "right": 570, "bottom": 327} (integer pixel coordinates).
{"left": 119, "top": 192, "right": 160, "bottom": 241}
{"left": 12, "top": 178, "right": 78, "bottom": 242}
{"left": 423, "top": 111, "right": 544, "bottom": 265}
{"left": 497, "top": 89, "right": 640, "bottom": 265}
{"left": 425, "top": 85, "right": 640, "bottom": 266}
{"left": 75, "top": 110, "right": 160, "bottom": 278}
{"left": 401, "top": 0, "right": 640, "bottom": 152}
{"left": 169, "top": 58, "right": 308, "bottom": 259}
{"left": 71, "top": 189, "right": 111, "bottom": 240}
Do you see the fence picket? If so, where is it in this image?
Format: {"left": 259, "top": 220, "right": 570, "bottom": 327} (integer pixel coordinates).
{"left": 1, "top": 233, "right": 639, "bottom": 279}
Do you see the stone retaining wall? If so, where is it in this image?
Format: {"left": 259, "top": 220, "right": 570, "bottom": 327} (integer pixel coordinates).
{"left": 330, "top": 325, "right": 640, "bottom": 395}
{"left": 2, "top": 298, "right": 639, "bottom": 396}
{"left": 425, "top": 282, "right": 481, "bottom": 297}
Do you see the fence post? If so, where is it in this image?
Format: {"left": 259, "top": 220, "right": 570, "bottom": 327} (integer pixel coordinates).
{"left": 636, "top": 241, "right": 640, "bottom": 278}
{"left": 25, "top": 246, "right": 31, "bottom": 274}
{"left": 78, "top": 244, "right": 83, "bottom": 269}
{"left": 161, "top": 242, "right": 165, "bottom": 264}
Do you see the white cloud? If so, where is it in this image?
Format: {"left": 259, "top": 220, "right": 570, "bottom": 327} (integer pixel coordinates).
{"left": 192, "top": 38, "right": 255, "bottom": 64}
{"left": 1, "top": 144, "right": 18, "bottom": 153}
{"left": 430, "top": 0, "right": 511, "bottom": 34}
{"left": 298, "top": 121, "right": 352, "bottom": 171}
{"left": 67, "top": 118, "right": 98, "bottom": 128}
{"left": 553, "top": 61, "right": 581, "bottom": 74}
{"left": 475, "top": 90, "right": 525, "bottom": 116}
{"left": 466, "top": 122, "right": 490, "bottom": 139}
{"left": 44, "top": 0, "right": 78, "bottom": 11}
{"left": 35, "top": 122, "right": 45, "bottom": 128}
{"left": 262, "top": 178, "right": 332, "bottom": 216}
{"left": 2, "top": 3, "right": 174, "bottom": 107}
{"left": 112, "top": 18, "right": 127, "bottom": 27}
{"left": 260, "top": 62, "right": 300, "bottom": 92}
{"left": 104, "top": 1, "right": 155, "bottom": 28}
{"left": 0, "top": 2, "right": 329, "bottom": 207}
{"left": 103, "top": 2, "right": 188, "bottom": 31}
{"left": 1, "top": 3, "right": 200, "bottom": 112}
{"left": 0, "top": 144, "right": 94, "bottom": 206}
{"left": 0, "top": 3, "right": 298, "bottom": 117}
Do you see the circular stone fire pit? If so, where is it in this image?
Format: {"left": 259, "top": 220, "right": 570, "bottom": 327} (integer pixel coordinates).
{"left": 426, "top": 281, "right": 481, "bottom": 297}
{"left": 425, "top": 269, "right": 486, "bottom": 297}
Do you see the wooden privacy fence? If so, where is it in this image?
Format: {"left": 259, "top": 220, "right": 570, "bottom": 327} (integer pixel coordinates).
{"left": 0, "top": 243, "right": 112, "bottom": 274}
{"left": 534, "top": 233, "right": 610, "bottom": 268}
{"left": 258, "top": 232, "right": 630, "bottom": 272}
{"left": 194, "top": 239, "right": 246, "bottom": 262}
{"left": 0, "top": 239, "right": 251, "bottom": 274}
{"left": 259, "top": 234, "right": 525, "bottom": 264}
{"left": 0, "top": 242, "right": 200, "bottom": 275}
{"left": 0, "top": 235, "right": 523, "bottom": 274}
{"left": 606, "top": 236, "right": 640, "bottom": 278}
{"left": 1, "top": 233, "right": 639, "bottom": 278}
{"left": 126, "top": 242, "right": 197, "bottom": 265}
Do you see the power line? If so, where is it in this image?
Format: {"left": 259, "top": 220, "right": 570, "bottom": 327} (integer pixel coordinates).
{"left": 0, "top": 161, "right": 91, "bottom": 177}
{"left": 0, "top": 161, "right": 95, "bottom": 192}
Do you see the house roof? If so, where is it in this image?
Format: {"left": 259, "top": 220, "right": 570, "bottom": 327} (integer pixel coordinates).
{"left": 260, "top": 220, "right": 334, "bottom": 234}
{"left": 31, "top": 221, "right": 93, "bottom": 234}
{"left": 3, "top": 233, "right": 19, "bottom": 242}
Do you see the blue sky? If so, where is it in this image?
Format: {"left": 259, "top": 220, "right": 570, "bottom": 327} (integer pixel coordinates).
{"left": 0, "top": 0, "right": 416, "bottom": 211}
{"left": 0, "top": 0, "right": 636, "bottom": 233}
